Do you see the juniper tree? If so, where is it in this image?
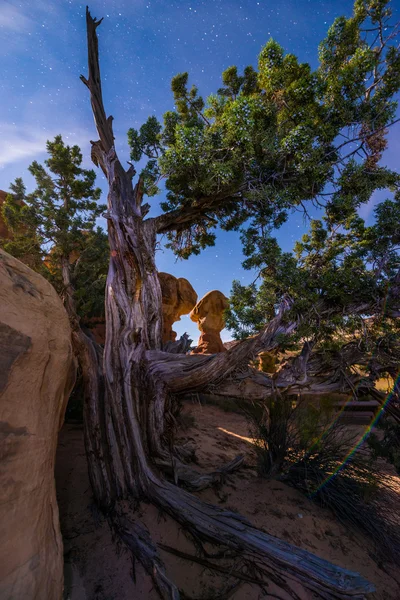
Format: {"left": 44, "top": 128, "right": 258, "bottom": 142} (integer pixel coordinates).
{"left": 64, "top": 1, "right": 400, "bottom": 597}
{"left": 0, "top": 136, "right": 108, "bottom": 324}
{"left": 224, "top": 197, "right": 400, "bottom": 556}
{"left": 128, "top": 0, "right": 400, "bottom": 260}
{"left": 225, "top": 196, "right": 400, "bottom": 482}
{"left": 226, "top": 194, "right": 400, "bottom": 390}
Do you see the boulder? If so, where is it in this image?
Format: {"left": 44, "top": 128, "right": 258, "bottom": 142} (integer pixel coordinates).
{"left": 0, "top": 249, "right": 75, "bottom": 600}
{"left": 190, "top": 290, "right": 229, "bottom": 354}
{"left": 158, "top": 272, "right": 197, "bottom": 344}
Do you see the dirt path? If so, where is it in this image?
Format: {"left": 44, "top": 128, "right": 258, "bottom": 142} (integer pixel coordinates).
{"left": 55, "top": 401, "right": 400, "bottom": 600}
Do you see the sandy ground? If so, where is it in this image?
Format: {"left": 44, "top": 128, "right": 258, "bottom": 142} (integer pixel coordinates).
{"left": 55, "top": 401, "right": 400, "bottom": 600}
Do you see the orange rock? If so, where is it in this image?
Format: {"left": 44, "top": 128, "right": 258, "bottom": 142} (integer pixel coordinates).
{"left": 0, "top": 249, "right": 75, "bottom": 600}
{"left": 158, "top": 272, "right": 197, "bottom": 344}
{"left": 190, "top": 290, "right": 229, "bottom": 354}
{"left": 258, "top": 351, "right": 278, "bottom": 373}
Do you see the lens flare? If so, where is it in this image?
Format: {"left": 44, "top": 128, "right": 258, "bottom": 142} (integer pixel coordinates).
{"left": 308, "top": 372, "right": 399, "bottom": 496}
{"left": 294, "top": 278, "right": 399, "bottom": 496}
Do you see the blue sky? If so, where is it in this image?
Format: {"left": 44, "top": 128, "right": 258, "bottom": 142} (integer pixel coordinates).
{"left": 1, "top": 0, "right": 399, "bottom": 341}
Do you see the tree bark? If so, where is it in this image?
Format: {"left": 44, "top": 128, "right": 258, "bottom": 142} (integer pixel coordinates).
{"left": 78, "top": 8, "right": 375, "bottom": 599}
{"left": 61, "top": 256, "right": 113, "bottom": 507}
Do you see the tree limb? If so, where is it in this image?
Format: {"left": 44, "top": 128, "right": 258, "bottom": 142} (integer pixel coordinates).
{"left": 147, "top": 296, "right": 296, "bottom": 393}
{"left": 80, "top": 8, "right": 114, "bottom": 153}
{"left": 149, "top": 192, "right": 238, "bottom": 234}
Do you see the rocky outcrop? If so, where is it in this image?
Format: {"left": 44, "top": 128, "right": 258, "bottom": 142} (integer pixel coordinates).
{"left": 190, "top": 290, "right": 229, "bottom": 354}
{"left": 158, "top": 272, "right": 198, "bottom": 344}
{"left": 0, "top": 250, "right": 75, "bottom": 600}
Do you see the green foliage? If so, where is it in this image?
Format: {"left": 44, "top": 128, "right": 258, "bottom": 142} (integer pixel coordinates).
{"left": 368, "top": 415, "right": 400, "bottom": 474}
{"left": 73, "top": 227, "right": 109, "bottom": 320}
{"left": 128, "top": 115, "right": 162, "bottom": 161}
{"left": 227, "top": 190, "right": 400, "bottom": 362}
{"left": 245, "top": 393, "right": 400, "bottom": 560}
{"left": 127, "top": 0, "right": 399, "bottom": 261}
{"left": 245, "top": 394, "right": 335, "bottom": 477}
{"left": 127, "top": 117, "right": 163, "bottom": 196}
{"left": 1, "top": 179, "right": 44, "bottom": 272}
{"left": 0, "top": 135, "right": 108, "bottom": 321}
{"left": 283, "top": 416, "right": 400, "bottom": 561}
{"left": 225, "top": 280, "right": 272, "bottom": 339}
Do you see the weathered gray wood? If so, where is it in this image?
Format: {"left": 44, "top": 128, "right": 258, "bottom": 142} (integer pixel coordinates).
{"left": 150, "top": 481, "right": 374, "bottom": 599}
{"left": 113, "top": 514, "right": 180, "bottom": 600}
{"left": 155, "top": 454, "right": 245, "bottom": 491}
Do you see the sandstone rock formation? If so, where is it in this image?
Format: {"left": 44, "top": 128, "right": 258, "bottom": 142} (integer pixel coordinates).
{"left": 0, "top": 249, "right": 75, "bottom": 600}
{"left": 257, "top": 350, "right": 278, "bottom": 373}
{"left": 190, "top": 290, "right": 229, "bottom": 354}
{"left": 158, "top": 272, "right": 197, "bottom": 344}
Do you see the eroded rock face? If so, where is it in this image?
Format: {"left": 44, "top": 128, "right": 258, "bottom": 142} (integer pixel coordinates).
{"left": 190, "top": 290, "right": 229, "bottom": 354}
{"left": 158, "top": 272, "right": 198, "bottom": 344}
{"left": 0, "top": 249, "right": 75, "bottom": 600}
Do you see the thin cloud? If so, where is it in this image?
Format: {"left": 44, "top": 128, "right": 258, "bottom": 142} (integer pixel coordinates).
{"left": 0, "top": 123, "right": 91, "bottom": 168}
{"left": 0, "top": 124, "right": 48, "bottom": 167}
{"left": 359, "top": 195, "right": 378, "bottom": 221}
{"left": 0, "top": 1, "right": 31, "bottom": 31}
{"left": 358, "top": 188, "right": 396, "bottom": 222}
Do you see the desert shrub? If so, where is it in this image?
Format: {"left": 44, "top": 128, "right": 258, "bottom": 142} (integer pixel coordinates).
{"left": 368, "top": 415, "right": 400, "bottom": 475}
{"left": 245, "top": 394, "right": 400, "bottom": 562}
{"left": 248, "top": 394, "right": 293, "bottom": 477}
{"left": 243, "top": 393, "right": 336, "bottom": 477}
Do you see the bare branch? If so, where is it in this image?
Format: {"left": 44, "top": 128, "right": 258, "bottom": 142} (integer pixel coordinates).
{"left": 147, "top": 296, "right": 296, "bottom": 393}
{"left": 80, "top": 7, "right": 114, "bottom": 153}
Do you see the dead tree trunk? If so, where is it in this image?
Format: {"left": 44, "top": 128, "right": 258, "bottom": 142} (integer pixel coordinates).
{"left": 78, "top": 8, "right": 375, "bottom": 599}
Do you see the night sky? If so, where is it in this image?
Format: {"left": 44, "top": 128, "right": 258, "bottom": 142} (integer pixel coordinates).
{"left": 1, "top": 0, "right": 399, "bottom": 341}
